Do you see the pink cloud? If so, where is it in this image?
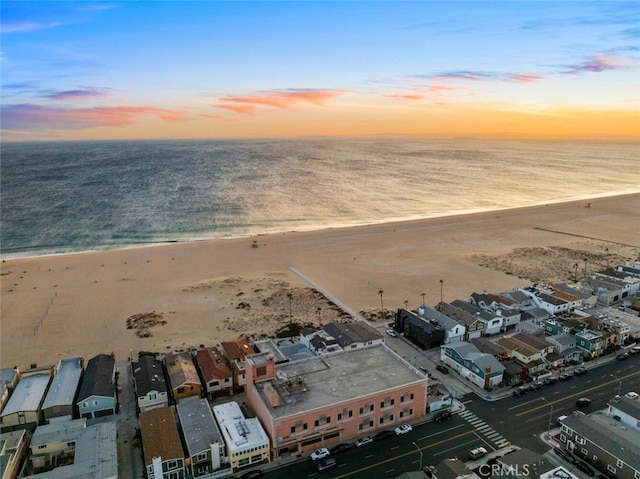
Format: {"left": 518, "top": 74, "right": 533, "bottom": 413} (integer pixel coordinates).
{"left": 508, "top": 74, "right": 543, "bottom": 83}
{"left": 213, "top": 89, "right": 343, "bottom": 114}
{"left": 567, "top": 55, "right": 635, "bottom": 74}
{"left": 1, "top": 103, "right": 187, "bottom": 130}
{"left": 42, "top": 88, "right": 109, "bottom": 100}
{"left": 387, "top": 84, "right": 459, "bottom": 101}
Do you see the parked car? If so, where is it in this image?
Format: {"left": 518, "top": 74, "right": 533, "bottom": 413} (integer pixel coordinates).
{"left": 574, "top": 367, "right": 587, "bottom": 375}
{"left": 624, "top": 391, "right": 639, "bottom": 399}
{"left": 317, "top": 458, "right": 337, "bottom": 472}
{"left": 576, "top": 397, "right": 591, "bottom": 407}
{"left": 558, "top": 373, "right": 571, "bottom": 381}
{"left": 556, "top": 415, "right": 568, "bottom": 426}
{"left": 374, "top": 429, "right": 396, "bottom": 440}
{"left": 543, "top": 376, "right": 558, "bottom": 385}
{"left": 468, "top": 447, "right": 488, "bottom": 460}
{"left": 574, "top": 460, "right": 594, "bottom": 476}
{"left": 355, "top": 436, "right": 373, "bottom": 447}
{"left": 330, "top": 443, "right": 353, "bottom": 454}
{"left": 513, "top": 386, "right": 528, "bottom": 397}
{"left": 386, "top": 329, "right": 398, "bottom": 337}
{"left": 617, "top": 352, "right": 629, "bottom": 361}
{"left": 241, "top": 470, "right": 264, "bottom": 479}
{"left": 434, "top": 410, "right": 452, "bottom": 422}
{"left": 436, "top": 364, "right": 450, "bottom": 374}
{"left": 509, "top": 378, "right": 524, "bottom": 387}
{"left": 529, "top": 381, "right": 543, "bottom": 391}
{"left": 420, "top": 367, "right": 432, "bottom": 377}
{"left": 310, "top": 448, "right": 330, "bottom": 461}
{"left": 395, "top": 424, "right": 413, "bottom": 435}
{"left": 553, "top": 447, "right": 574, "bottom": 463}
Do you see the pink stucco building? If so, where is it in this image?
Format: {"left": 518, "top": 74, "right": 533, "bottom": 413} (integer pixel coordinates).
{"left": 245, "top": 343, "right": 427, "bottom": 457}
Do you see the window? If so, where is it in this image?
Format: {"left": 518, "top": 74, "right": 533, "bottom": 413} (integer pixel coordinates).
{"left": 337, "top": 413, "right": 342, "bottom": 421}
{"left": 617, "top": 459, "right": 623, "bottom": 468}
{"left": 592, "top": 455, "right": 598, "bottom": 462}
{"left": 93, "top": 400, "right": 99, "bottom": 406}
{"left": 38, "top": 445, "right": 47, "bottom": 450}
{"left": 256, "top": 366, "right": 267, "bottom": 377}
{"left": 315, "top": 420, "right": 319, "bottom": 427}
{"left": 326, "top": 416, "right": 330, "bottom": 424}
{"left": 634, "top": 471, "right": 640, "bottom": 479}
{"left": 581, "top": 448, "right": 588, "bottom": 455}
{"left": 178, "top": 387, "right": 185, "bottom": 394}
{"left": 211, "top": 381, "right": 220, "bottom": 387}
{"left": 167, "top": 460, "right": 178, "bottom": 469}
{"left": 607, "top": 465, "right": 616, "bottom": 474}
{"left": 197, "top": 452, "right": 208, "bottom": 461}
{"left": 560, "top": 434, "right": 566, "bottom": 443}
{"left": 291, "top": 426, "right": 295, "bottom": 434}
{"left": 575, "top": 436, "right": 585, "bottom": 445}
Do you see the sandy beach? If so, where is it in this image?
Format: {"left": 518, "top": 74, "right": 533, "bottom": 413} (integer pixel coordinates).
{"left": 1, "top": 193, "right": 639, "bottom": 370}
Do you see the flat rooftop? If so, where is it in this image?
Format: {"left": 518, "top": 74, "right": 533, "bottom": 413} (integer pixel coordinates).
{"left": 177, "top": 396, "right": 223, "bottom": 456}
{"left": 253, "top": 344, "right": 425, "bottom": 419}
{"left": 1, "top": 373, "right": 51, "bottom": 416}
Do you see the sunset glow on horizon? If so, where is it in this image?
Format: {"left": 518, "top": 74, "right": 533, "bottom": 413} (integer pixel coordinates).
{"left": 1, "top": 1, "right": 639, "bottom": 141}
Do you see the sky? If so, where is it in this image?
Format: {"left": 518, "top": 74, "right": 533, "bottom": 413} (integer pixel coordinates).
{"left": 1, "top": 1, "right": 639, "bottom": 141}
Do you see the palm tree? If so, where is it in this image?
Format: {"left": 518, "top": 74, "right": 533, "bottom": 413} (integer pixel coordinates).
{"left": 287, "top": 292, "right": 293, "bottom": 326}
{"left": 378, "top": 289, "right": 384, "bottom": 321}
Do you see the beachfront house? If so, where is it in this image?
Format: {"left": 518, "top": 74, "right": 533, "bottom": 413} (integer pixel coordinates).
{"left": 299, "top": 327, "right": 341, "bottom": 355}
{"left": 574, "top": 329, "right": 605, "bottom": 359}
{"left": 132, "top": 354, "right": 169, "bottom": 413}
{"left": 41, "top": 357, "right": 84, "bottom": 423}
{"left": 165, "top": 351, "right": 202, "bottom": 404}
{"left": 77, "top": 353, "right": 117, "bottom": 419}
{"left": 140, "top": 406, "right": 186, "bottom": 479}
{"left": 220, "top": 338, "right": 256, "bottom": 394}
{"left": 467, "top": 292, "right": 523, "bottom": 329}
{"left": 0, "top": 369, "right": 52, "bottom": 433}
{"left": 212, "top": 401, "right": 270, "bottom": 473}
{"left": 416, "top": 305, "right": 465, "bottom": 344}
{"left": 440, "top": 342, "right": 505, "bottom": 390}
{"left": 322, "top": 321, "right": 384, "bottom": 350}
{"left": 395, "top": 309, "right": 446, "bottom": 350}
{"left": 0, "top": 367, "right": 20, "bottom": 415}
{"left": 177, "top": 396, "right": 228, "bottom": 477}
{"left": 438, "top": 302, "right": 485, "bottom": 340}
{"left": 195, "top": 347, "right": 234, "bottom": 400}
{"left": 449, "top": 299, "right": 504, "bottom": 336}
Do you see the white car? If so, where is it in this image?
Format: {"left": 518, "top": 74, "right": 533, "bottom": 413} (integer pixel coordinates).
{"left": 386, "top": 329, "right": 398, "bottom": 337}
{"left": 625, "top": 391, "right": 639, "bottom": 399}
{"left": 310, "top": 447, "right": 330, "bottom": 461}
{"left": 395, "top": 424, "right": 413, "bottom": 435}
{"left": 355, "top": 436, "right": 373, "bottom": 447}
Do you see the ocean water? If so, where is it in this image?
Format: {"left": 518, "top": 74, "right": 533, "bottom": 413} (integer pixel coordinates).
{"left": 1, "top": 138, "right": 638, "bottom": 258}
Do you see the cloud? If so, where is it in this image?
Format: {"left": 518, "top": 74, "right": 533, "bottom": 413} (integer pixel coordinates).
{"left": 40, "top": 88, "right": 110, "bottom": 100}
{"left": 213, "top": 89, "right": 343, "bottom": 114}
{"left": 565, "top": 54, "right": 636, "bottom": 74}
{"left": 387, "top": 84, "right": 459, "bottom": 101}
{"left": 1, "top": 21, "right": 62, "bottom": 34}
{"left": 1, "top": 103, "right": 187, "bottom": 130}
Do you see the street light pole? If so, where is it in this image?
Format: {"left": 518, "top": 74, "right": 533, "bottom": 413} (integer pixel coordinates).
{"left": 439, "top": 279, "right": 444, "bottom": 311}
{"left": 610, "top": 374, "right": 622, "bottom": 396}
{"left": 378, "top": 289, "right": 384, "bottom": 321}
{"left": 412, "top": 441, "right": 423, "bottom": 471}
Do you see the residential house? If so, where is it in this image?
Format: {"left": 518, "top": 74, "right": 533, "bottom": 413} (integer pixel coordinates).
{"left": 494, "top": 447, "right": 558, "bottom": 478}
{"left": 212, "top": 401, "right": 270, "bottom": 473}
{"left": 0, "top": 368, "right": 19, "bottom": 416}
{"left": 449, "top": 300, "right": 503, "bottom": 335}
{"left": 468, "top": 292, "right": 522, "bottom": 328}
{"left": 617, "top": 260, "right": 640, "bottom": 279}
{"left": 581, "top": 272, "right": 640, "bottom": 306}
{"left": 496, "top": 337, "right": 546, "bottom": 379}
{"left": 518, "top": 286, "right": 572, "bottom": 316}
{"left": 165, "top": 351, "right": 202, "bottom": 404}
{"left": 520, "top": 308, "right": 554, "bottom": 324}
{"left": 41, "top": 357, "right": 83, "bottom": 423}
{"left": 438, "top": 302, "right": 484, "bottom": 340}
{"left": 132, "top": 354, "right": 169, "bottom": 413}
{"left": 575, "top": 329, "right": 605, "bottom": 359}
{"left": 514, "top": 320, "right": 545, "bottom": 336}
{"left": 416, "top": 305, "right": 465, "bottom": 344}
{"left": 396, "top": 309, "right": 445, "bottom": 350}
{"left": 427, "top": 458, "right": 481, "bottom": 479}
{"left": 177, "top": 396, "right": 228, "bottom": 477}
{"left": 299, "top": 327, "right": 341, "bottom": 355}
{"left": 220, "top": 338, "right": 256, "bottom": 394}
{"left": 608, "top": 395, "right": 640, "bottom": 433}
{"left": 140, "top": 406, "right": 185, "bottom": 479}
{"left": 0, "top": 370, "right": 52, "bottom": 433}
{"left": 559, "top": 408, "right": 640, "bottom": 479}
{"left": 440, "top": 342, "right": 505, "bottom": 390}
{"left": 245, "top": 343, "right": 427, "bottom": 458}
{"left": 77, "top": 353, "right": 116, "bottom": 419}
{"left": 498, "top": 290, "right": 537, "bottom": 310}
{"left": 195, "top": 347, "right": 233, "bottom": 400}
{"left": 322, "top": 321, "right": 384, "bottom": 350}
{"left": 552, "top": 283, "right": 597, "bottom": 308}
{"left": 543, "top": 318, "right": 574, "bottom": 336}
{"left": 27, "top": 419, "right": 117, "bottom": 478}
{"left": 0, "top": 430, "right": 29, "bottom": 479}
{"left": 546, "top": 334, "right": 581, "bottom": 363}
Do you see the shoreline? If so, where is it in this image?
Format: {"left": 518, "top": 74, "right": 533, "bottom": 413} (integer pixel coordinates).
{"left": 2, "top": 190, "right": 638, "bottom": 261}
{"left": 2, "top": 192, "right": 639, "bottom": 369}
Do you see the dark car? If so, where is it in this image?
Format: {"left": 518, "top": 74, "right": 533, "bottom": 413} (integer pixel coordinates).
{"left": 436, "top": 364, "right": 450, "bottom": 374}
{"left": 374, "top": 429, "right": 396, "bottom": 440}
{"left": 558, "top": 373, "right": 570, "bottom": 381}
{"left": 574, "top": 461, "right": 594, "bottom": 476}
{"left": 543, "top": 376, "right": 558, "bottom": 385}
{"left": 576, "top": 397, "right": 591, "bottom": 407}
{"left": 617, "top": 352, "right": 629, "bottom": 361}
{"left": 317, "top": 458, "right": 337, "bottom": 472}
{"left": 574, "top": 367, "right": 587, "bottom": 375}
{"left": 513, "top": 386, "right": 528, "bottom": 397}
{"left": 330, "top": 442, "right": 354, "bottom": 454}
{"left": 553, "top": 447, "right": 574, "bottom": 463}
{"left": 241, "top": 470, "right": 264, "bottom": 479}
{"left": 434, "top": 410, "right": 452, "bottom": 422}
{"left": 529, "top": 381, "right": 543, "bottom": 391}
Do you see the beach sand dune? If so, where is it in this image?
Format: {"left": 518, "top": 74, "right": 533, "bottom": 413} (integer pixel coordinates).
{"left": 1, "top": 194, "right": 638, "bottom": 369}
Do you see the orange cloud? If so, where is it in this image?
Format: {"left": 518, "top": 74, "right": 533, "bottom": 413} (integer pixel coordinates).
{"left": 2, "top": 103, "right": 187, "bottom": 130}
{"left": 213, "top": 89, "right": 343, "bottom": 114}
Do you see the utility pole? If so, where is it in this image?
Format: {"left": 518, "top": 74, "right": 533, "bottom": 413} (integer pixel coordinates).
{"left": 412, "top": 442, "right": 423, "bottom": 472}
